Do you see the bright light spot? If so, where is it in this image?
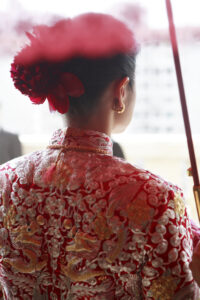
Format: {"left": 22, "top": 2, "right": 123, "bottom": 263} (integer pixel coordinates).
{"left": 138, "top": 0, "right": 200, "bottom": 28}
{"left": 16, "top": 0, "right": 200, "bottom": 28}
{"left": 0, "top": 0, "right": 9, "bottom": 12}
{"left": 17, "top": 0, "right": 115, "bottom": 17}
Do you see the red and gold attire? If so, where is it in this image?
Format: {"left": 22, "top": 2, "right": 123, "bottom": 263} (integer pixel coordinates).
{"left": 0, "top": 128, "right": 198, "bottom": 299}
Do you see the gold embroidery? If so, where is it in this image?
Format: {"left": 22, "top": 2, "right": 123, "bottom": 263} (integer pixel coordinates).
{"left": 3, "top": 205, "right": 17, "bottom": 229}
{"left": 68, "top": 226, "right": 77, "bottom": 238}
{"left": 107, "top": 183, "right": 144, "bottom": 218}
{"left": 64, "top": 229, "right": 102, "bottom": 281}
{"left": 63, "top": 218, "right": 72, "bottom": 229}
{"left": 93, "top": 214, "right": 112, "bottom": 240}
{"left": 61, "top": 257, "right": 104, "bottom": 282}
{"left": 126, "top": 195, "right": 152, "bottom": 229}
{"left": 98, "top": 275, "right": 108, "bottom": 281}
{"left": 36, "top": 215, "right": 46, "bottom": 225}
{"left": 4, "top": 249, "right": 47, "bottom": 274}
{"left": 66, "top": 232, "right": 96, "bottom": 253}
{"left": 150, "top": 274, "right": 177, "bottom": 300}
{"left": 12, "top": 221, "right": 41, "bottom": 247}
{"left": 49, "top": 145, "right": 110, "bottom": 155}
{"left": 50, "top": 161, "right": 72, "bottom": 187}
{"left": 174, "top": 193, "right": 185, "bottom": 217}
{"left": 106, "top": 230, "right": 125, "bottom": 263}
{"left": 3, "top": 212, "right": 47, "bottom": 273}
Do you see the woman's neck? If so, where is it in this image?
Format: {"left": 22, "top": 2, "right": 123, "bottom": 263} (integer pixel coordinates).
{"left": 66, "top": 89, "right": 116, "bottom": 136}
{"left": 66, "top": 118, "right": 112, "bottom": 137}
{"left": 66, "top": 107, "right": 114, "bottom": 137}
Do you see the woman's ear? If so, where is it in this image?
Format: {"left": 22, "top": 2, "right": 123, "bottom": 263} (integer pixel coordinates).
{"left": 114, "top": 77, "right": 130, "bottom": 107}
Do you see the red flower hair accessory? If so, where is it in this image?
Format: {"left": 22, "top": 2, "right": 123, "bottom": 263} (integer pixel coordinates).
{"left": 11, "top": 63, "right": 84, "bottom": 114}
{"left": 47, "top": 73, "right": 85, "bottom": 113}
{"left": 11, "top": 13, "right": 137, "bottom": 114}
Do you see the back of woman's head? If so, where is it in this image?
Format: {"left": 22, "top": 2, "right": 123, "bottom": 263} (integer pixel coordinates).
{"left": 62, "top": 53, "right": 136, "bottom": 117}
{"left": 11, "top": 13, "right": 138, "bottom": 116}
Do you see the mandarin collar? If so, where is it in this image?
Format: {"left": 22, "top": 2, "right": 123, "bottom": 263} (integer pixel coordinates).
{"left": 49, "top": 127, "right": 113, "bottom": 156}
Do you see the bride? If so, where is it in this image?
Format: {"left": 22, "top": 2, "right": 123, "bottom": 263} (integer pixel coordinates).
{"left": 0, "top": 12, "right": 199, "bottom": 299}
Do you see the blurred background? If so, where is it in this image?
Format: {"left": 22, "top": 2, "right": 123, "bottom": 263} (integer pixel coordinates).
{"left": 0, "top": 0, "right": 200, "bottom": 221}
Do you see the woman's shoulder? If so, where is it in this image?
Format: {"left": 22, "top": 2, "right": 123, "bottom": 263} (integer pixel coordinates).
{"left": 0, "top": 149, "right": 52, "bottom": 186}
{"left": 110, "top": 155, "right": 179, "bottom": 191}
{"left": 0, "top": 150, "right": 43, "bottom": 171}
{"left": 0, "top": 150, "right": 181, "bottom": 201}
{"left": 107, "top": 156, "right": 183, "bottom": 216}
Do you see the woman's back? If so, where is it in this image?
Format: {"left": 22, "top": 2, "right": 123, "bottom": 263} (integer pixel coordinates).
{"left": 0, "top": 127, "right": 196, "bottom": 299}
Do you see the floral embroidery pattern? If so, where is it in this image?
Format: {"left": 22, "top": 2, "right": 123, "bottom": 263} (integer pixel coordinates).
{"left": 0, "top": 127, "right": 197, "bottom": 299}
{"left": 93, "top": 213, "right": 112, "bottom": 240}
{"left": 174, "top": 192, "right": 185, "bottom": 217}
{"left": 149, "top": 273, "right": 178, "bottom": 300}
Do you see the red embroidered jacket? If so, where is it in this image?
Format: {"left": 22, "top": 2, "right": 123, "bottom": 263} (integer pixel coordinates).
{"left": 0, "top": 128, "right": 198, "bottom": 299}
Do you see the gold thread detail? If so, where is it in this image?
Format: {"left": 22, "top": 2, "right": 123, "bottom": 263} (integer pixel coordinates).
{"left": 150, "top": 274, "right": 177, "bottom": 300}
{"left": 61, "top": 258, "right": 104, "bottom": 282}
{"left": 48, "top": 145, "right": 110, "bottom": 155}
{"left": 174, "top": 192, "right": 185, "bottom": 217}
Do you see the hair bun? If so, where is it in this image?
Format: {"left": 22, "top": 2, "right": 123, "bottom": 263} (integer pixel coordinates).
{"left": 11, "top": 13, "right": 138, "bottom": 114}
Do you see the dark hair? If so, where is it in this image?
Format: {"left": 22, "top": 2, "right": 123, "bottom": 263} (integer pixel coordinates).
{"left": 62, "top": 53, "right": 137, "bottom": 117}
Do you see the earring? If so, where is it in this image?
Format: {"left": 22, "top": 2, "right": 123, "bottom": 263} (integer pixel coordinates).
{"left": 115, "top": 102, "right": 125, "bottom": 114}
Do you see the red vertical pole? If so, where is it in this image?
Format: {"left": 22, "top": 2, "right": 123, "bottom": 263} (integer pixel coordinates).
{"left": 165, "top": 0, "right": 200, "bottom": 222}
